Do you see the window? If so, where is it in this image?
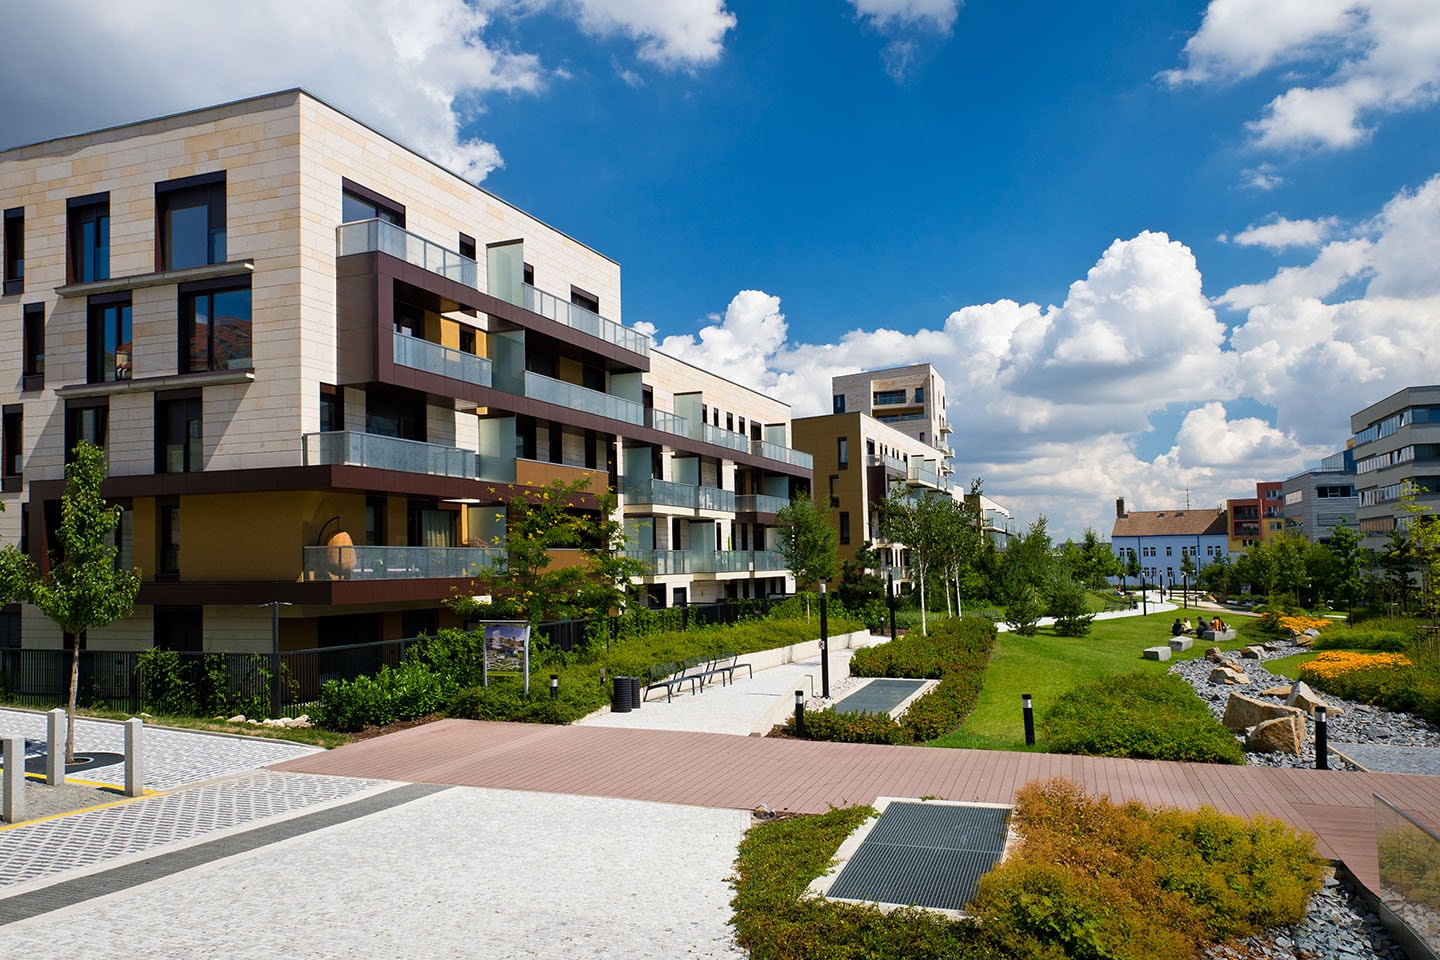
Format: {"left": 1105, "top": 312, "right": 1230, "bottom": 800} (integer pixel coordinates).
{"left": 67, "top": 193, "right": 110, "bottom": 283}
{"left": 157, "top": 172, "right": 226, "bottom": 270}
{"left": 22, "top": 303, "right": 43, "bottom": 391}
{"left": 838, "top": 437, "right": 849, "bottom": 468}
{"left": 459, "top": 329, "right": 477, "bottom": 354}
{"left": 341, "top": 179, "right": 404, "bottom": 226}
{"left": 157, "top": 501, "right": 181, "bottom": 580}
{"left": 179, "top": 280, "right": 252, "bottom": 372}
{"left": 570, "top": 287, "right": 600, "bottom": 315}
{"left": 153, "top": 605, "right": 201, "bottom": 651}
{"left": 829, "top": 474, "right": 839, "bottom": 508}
{"left": 1165, "top": 546, "right": 1172, "bottom": 556}
{"left": 2, "top": 405, "right": 21, "bottom": 492}
{"left": 65, "top": 400, "right": 109, "bottom": 460}
{"left": 3, "top": 207, "right": 22, "bottom": 295}
{"left": 833, "top": 394, "right": 845, "bottom": 414}
{"left": 914, "top": 387, "right": 924, "bottom": 403}
{"left": 320, "top": 385, "right": 344, "bottom": 433}
{"left": 365, "top": 494, "right": 388, "bottom": 546}
{"left": 874, "top": 389, "right": 905, "bottom": 405}
{"left": 87, "top": 294, "right": 132, "bottom": 383}
{"left": 839, "top": 511, "right": 851, "bottom": 545}
{"left": 113, "top": 501, "right": 134, "bottom": 573}
{"left": 155, "top": 393, "right": 203, "bottom": 473}
{"left": 458, "top": 233, "right": 476, "bottom": 261}
{"left": 523, "top": 263, "right": 534, "bottom": 286}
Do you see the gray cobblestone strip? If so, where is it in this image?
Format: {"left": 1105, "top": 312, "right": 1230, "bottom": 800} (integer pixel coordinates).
{"left": 0, "top": 771, "right": 383, "bottom": 889}
{"left": 0, "top": 781, "right": 443, "bottom": 927}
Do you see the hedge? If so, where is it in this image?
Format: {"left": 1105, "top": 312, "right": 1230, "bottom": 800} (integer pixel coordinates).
{"left": 1037, "top": 672, "right": 1244, "bottom": 764}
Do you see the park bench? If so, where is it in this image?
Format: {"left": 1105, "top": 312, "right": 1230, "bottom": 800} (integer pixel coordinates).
{"left": 699, "top": 651, "right": 753, "bottom": 687}
{"left": 643, "top": 661, "right": 698, "bottom": 703}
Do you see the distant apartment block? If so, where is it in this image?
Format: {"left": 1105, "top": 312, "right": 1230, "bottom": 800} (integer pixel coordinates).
{"left": 830, "top": 364, "right": 953, "bottom": 477}
{"left": 1351, "top": 384, "right": 1440, "bottom": 549}
{"left": 0, "top": 89, "right": 811, "bottom": 652}
{"left": 1282, "top": 449, "right": 1358, "bottom": 544}
{"left": 1109, "top": 498, "right": 1228, "bottom": 587}
{"left": 1226, "top": 481, "right": 1284, "bottom": 552}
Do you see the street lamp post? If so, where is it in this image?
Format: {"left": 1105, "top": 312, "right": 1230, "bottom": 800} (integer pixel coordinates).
{"left": 261, "top": 600, "right": 292, "bottom": 719}
{"left": 819, "top": 582, "right": 830, "bottom": 700}
{"left": 887, "top": 569, "right": 897, "bottom": 639}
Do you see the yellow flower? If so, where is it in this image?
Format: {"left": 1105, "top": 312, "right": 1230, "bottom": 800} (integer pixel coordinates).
{"left": 1300, "top": 650, "right": 1412, "bottom": 683}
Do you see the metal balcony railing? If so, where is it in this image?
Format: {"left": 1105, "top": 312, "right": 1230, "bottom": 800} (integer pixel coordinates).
{"left": 623, "top": 478, "right": 698, "bottom": 510}
{"left": 523, "top": 371, "right": 644, "bottom": 425}
{"left": 303, "top": 545, "right": 502, "bottom": 581}
{"left": 338, "top": 219, "right": 477, "bottom": 287}
{"left": 646, "top": 408, "right": 689, "bottom": 438}
{"left": 303, "top": 431, "right": 481, "bottom": 480}
{"left": 703, "top": 423, "right": 750, "bottom": 453}
{"left": 392, "top": 332, "right": 492, "bottom": 387}
{"left": 522, "top": 284, "right": 651, "bottom": 357}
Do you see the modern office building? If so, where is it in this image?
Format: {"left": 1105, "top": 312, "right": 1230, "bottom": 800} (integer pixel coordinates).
{"left": 1351, "top": 385, "right": 1440, "bottom": 549}
{"left": 1282, "top": 449, "right": 1359, "bottom": 543}
{"left": 830, "top": 364, "right": 953, "bottom": 478}
{"left": 1226, "top": 481, "right": 1285, "bottom": 552}
{"left": 1109, "top": 498, "right": 1228, "bottom": 587}
{"left": 0, "top": 89, "right": 811, "bottom": 653}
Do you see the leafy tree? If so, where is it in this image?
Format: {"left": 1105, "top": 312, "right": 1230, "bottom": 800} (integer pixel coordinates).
{"left": 1379, "top": 529, "right": 1414, "bottom": 612}
{"left": 1075, "top": 527, "right": 1119, "bottom": 590}
{"left": 836, "top": 540, "right": 885, "bottom": 611}
{"left": 1120, "top": 549, "right": 1141, "bottom": 593}
{"left": 1400, "top": 483, "right": 1440, "bottom": 626}
{"left": 1047, "top": 571, "right": 1095, "bottom": 636}
{"left": 1002, "top": 517, "right": 1054, "bottom": 635}
{"left": 774, "top": 490, "right": 839, "bottom": 619}
{"left": 1, "top": 442, "right": 140, "bottom": 761}
{"left": 1197, "top": 554, "right": 1232, "bottom": 598}
{"left": 448, "top": 477, "right": 642, "bottom": 625}
{"left": 1271, "top": 532, "right": 1313, "bottom": 602}
{"left": 1179, "top": 552, "right": 1197, "bottom": 596}
{"left": 1326, "top": 518, "right": 1366, "bottom": 620}
{"left": 877, "top": 486, "right": 960, "bottom": 635}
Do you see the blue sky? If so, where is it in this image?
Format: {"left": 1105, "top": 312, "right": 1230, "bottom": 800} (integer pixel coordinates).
{"left": 7, "top": 1, "right": 1440, "bottom": 538}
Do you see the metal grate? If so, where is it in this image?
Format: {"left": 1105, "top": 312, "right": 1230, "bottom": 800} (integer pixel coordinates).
{"left": 826, "top": 802, "right": 1010, "bottom": 912}
{"left": 832, "top": 678, "right": 928, "bottom": 716}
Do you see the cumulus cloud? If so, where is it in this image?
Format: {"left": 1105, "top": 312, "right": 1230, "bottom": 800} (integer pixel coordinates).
{"left": 1224, "top": 216, "right": 1339, "bottom": 250}
{"left": 1166, "top": 403, "right": 1305, "bottom": 469}
{"left": 1165, "top": 0, "right": 1440, "bottom": 150}
{"left": 1241, "top": 165, "right": 1285, "bottom": 190}
{"left": 849, "top": 0, "right": 961, "bottom": 32}
{"left": 0, "top": 0, "right": 733, "bottom": 180}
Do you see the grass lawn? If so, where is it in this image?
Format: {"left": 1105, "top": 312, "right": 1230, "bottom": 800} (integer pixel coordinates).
{"left": 929, "top": 611, "right": 1255, "bottom": 752}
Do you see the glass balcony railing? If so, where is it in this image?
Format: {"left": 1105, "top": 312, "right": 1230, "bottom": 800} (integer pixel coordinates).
{"left": 907, "top": 461, "right": 940, "bottom": 488}
{"left": 303, "top": 545, "right": 502, "bottom": 581}
{"left": 752, "top": 439, "right": 813, "bottom": 470}
{"left": 625, "top": 549, "right": 787, "bottom": 575}
{"left": 697, "top": 486, "right": 737, "bottom": 512}
{"left": 392, "top": 332, "right": 492, "bottom": 388}
{"left": 523, "top": 371, "right": 644, "bottom": 425}
{"left": 703, "top": 423, "right": 750, "bottom": 453}
{"left": 522, "top": 284, "right": 651, "bottom": 357}
{"left": 736, "top": 494, "right": 790, "bottom": 514}
{"left": 625, "top": 549, "right": 692, "bottom": 575}
{"left": 303, "top": 431, "right": 481, "bottom": 480}
{"left": 337, "top": 219, "right": 478, "bottom": 287}
{"left": 751, "top": 550, "right": 786, "bottom": 571}
{"left": 646, "top": 408, "right": 690, "bottom": 438}
{"left": 867, "top": 454, "right": 907, "bottom": 473}
{"left": 623, "top": 478, "right": 697, "bottom": 509}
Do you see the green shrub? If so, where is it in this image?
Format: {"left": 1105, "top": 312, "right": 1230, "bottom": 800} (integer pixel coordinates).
{"left": 796, "top": 708, "right": 906, "bottom": 744}
{"left": 315, "top": 659, "right": 448, "bottom": 731}
{"left": 1313, "top": 626, "right": 1410, "bottom": 652}
{"left": 137, "top": 647, "right": 193, "bottom": 716}
{"left": 1038, "top": 672, "right": 1244, "bottom": 764}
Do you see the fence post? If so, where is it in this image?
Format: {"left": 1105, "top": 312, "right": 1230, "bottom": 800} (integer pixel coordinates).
{"left": 47, "top": 708, "right": 66, "bottom": 786}
{"left": 3, "top": 736, "right": 24, "bottom": 823}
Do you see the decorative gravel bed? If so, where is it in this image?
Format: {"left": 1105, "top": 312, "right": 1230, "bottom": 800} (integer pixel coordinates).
{"left": 1204, "top": 872, "right": 1406, "bottom": 960}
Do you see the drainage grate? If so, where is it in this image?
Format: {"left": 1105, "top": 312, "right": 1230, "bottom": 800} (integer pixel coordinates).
{"left": 832, "top": 679, "right": 928, "bottom": 716}
{"left": 825, "top": 801, "right": 1010, "bottom": 913}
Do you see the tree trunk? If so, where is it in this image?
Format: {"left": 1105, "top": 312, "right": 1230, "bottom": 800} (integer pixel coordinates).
{"left": 67, "top": 630, "right": 83, "bottom": 763}
{"left": 918, "top": 564, "right": 928, "bottom": 636}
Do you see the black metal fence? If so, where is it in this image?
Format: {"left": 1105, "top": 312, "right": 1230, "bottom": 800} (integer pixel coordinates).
{"left": 0, "top": 599, "right": 780, "bottom": 718}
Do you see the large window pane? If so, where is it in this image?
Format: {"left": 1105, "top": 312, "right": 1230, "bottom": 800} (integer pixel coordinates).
{"left": 88, "top": 298, "right": 132, "bottom": 383}
{"left": 158, "top": 179, "right": 225, "bottom": 270}
{"left": 181, "top": 284, "right": 251, "bottom": 372}
{"left": 167, "top": 201, "right": 210, "bottom": 269}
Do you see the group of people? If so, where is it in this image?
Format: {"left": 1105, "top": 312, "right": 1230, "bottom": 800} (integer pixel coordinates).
{"left": 1170, "top": 615, "right": 1229, "bottom": 637}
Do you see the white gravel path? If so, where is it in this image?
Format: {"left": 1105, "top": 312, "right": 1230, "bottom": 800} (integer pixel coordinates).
{"left": 1, "top": 785, "right": 751, "bottom": 960}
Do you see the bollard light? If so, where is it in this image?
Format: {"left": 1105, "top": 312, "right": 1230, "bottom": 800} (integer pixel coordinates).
{"left": 1315, "top": 704, "right": 1328, "bottom": 771}
{"left": 1022, "top": 693, "right": 1036, "bottom": 747}
{"left": 794, "top": 690, "right": 806, "bottom": 738}
{"left": 550, "top": 674, "right": 559, "bottom": 700}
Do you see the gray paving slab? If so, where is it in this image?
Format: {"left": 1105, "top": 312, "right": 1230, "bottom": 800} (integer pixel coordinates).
{"left": 0, "top": 708, "right": 319, "bottom": 790}
{"left": 1331, "top": 742, "right": 1440, "bottom": 776}
{"left": 0, "top": 785, "right": 752, "bottom": 960}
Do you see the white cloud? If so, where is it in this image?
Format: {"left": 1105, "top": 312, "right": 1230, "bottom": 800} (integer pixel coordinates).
{"left": 1165, "top": 402, "right": 1304, "bottom": 469}
{"left": 1166, "top": 0, "right": 1440, "bottom": 151}
{"left": 849, "top": 0, "right": 961, "bottom": 32}
{"left": 1241, "top": 165, "right": 1285, "bottom": 190}
{"left": 0, "top": 0, "right": 732, "bottom": 181}
{"left": 1225, "top": 216, "right": 1339, "bottom": 250}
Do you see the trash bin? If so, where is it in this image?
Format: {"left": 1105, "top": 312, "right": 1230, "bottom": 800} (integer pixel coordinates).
{"left": 611, "top": 676, "right": 634, "bottom": 713}
{"left": 626, "top": 675, "right": 642, "bottom": 710}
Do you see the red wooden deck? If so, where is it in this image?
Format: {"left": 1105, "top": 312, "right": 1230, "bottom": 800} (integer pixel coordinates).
{"left": 270, "top": 719, "right": 1440, "bottom": 891}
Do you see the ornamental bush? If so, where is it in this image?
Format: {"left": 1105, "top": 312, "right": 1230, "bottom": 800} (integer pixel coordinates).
{"left": 1038, "top": 672, "right": 1244, "bottom": 764}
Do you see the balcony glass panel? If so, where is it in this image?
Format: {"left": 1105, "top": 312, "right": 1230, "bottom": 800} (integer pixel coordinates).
{"left": 624, "top": 478, "right": 697, "bottom": 509}
{"left": 337, "top": 219, "right": 477, "bottom": 287}
{"left": 696, "top": 486, "right": 737, "bottom": 512}
{"left": 303, "top": 545, "right": 501, "bottom": 580}
{"left": 522, "top": 283, "right": 651, "bottom": 357}
{"left": 625, "top": 549, "right": 691, "bottom": 575}
{"left": 523, "top": 371, "right": 644, "bottom": 425}
{"left": 702, "top": 423, "right": 750, "bottom": 453}
{"left": 908, "top": 461, "right": 940, "bottom": 487}
{"left": 392, "top": 332, "right": 492, "bottom": 388}
{"left": 646, "top": 408, "right": 689, "bottom": 438}
{"left": 752, "top": 439, "right": 813, "bottom": 469}
{"left": 751, "top": 550, "right": 785, "bottom": 571}
{"left": 303, "top": 431, "right": 481, "bottom": 480}
{"left": 737, "top": 494, "right": 790, "bottom": 513}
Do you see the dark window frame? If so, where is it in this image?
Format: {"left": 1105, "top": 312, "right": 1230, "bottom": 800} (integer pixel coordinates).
{"left": 66, "top": 191, "right": 110, "bottom": 284}
{"left": 3, "top": 207, "right": 23, "bottom": 295}
{"left": 64, "top": 397, "right": 110, "bottom": 462}
{"left": 838, "top": 436, "right": 849, "bottom": 469}
{"left": 154, "top": 389, "right": 203, "bottom": 474}
{"left": 2, "top": 404, "right": 22, "bottom": 493}
{"left": 319, "top": 384, "right": 344, "bottom": 433}
{"left": 22, "top": 302, "right": 44, "bottom": 391}
{"left": 570, "top": 285, "right": 600, "bottom": 315}
{"left": 458, "top": 233, "right": 476, "bottom": 261}
{"left": 86, "top": 292, "right": 133, "bottom": 384}
{"left": 839, "top": 511, "right": 851, "bottom": 546}
{"left": 833, "top": 394, "right": 845, "bottom": 414}
{"left": 155, "top": 171, "right": 226, "bottom": 271}
{"left": 340, "top": 178, "right": 405, "bottom": 226}
{"left": 177, "top": 276, "right": 253, "bottom": 374}
{"left": 156, "top": 498, "right": 181, "bottom": 581}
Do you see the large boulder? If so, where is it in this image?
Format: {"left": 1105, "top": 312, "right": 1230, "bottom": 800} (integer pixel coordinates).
{"left": 1240, "top": 646, "right": 1264, "bottom": 660}
{"left": 1259, "top": 684, "right": 1293, "bottom": 697}
{"left": 1204, "top": 647, "right": 1225, "bottom": 662}
{"left": 1222, "top": 693, "right": 1305, "bottom": 731}
{"left": 1209, "top": 666, "right": 1251, "bottom": 685}
{"left": 1246, "top": 715, "right": 1306, "bottom": 754}
{"left": 1286, "top": 681, "right": 1344, "bottom": 717}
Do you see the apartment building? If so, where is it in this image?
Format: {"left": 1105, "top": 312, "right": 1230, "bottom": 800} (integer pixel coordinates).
{"left": 830, "top": 364, "right": 953, "bottom": 477}
{"left": 0, "top": 89, "right": 810, "bottom": 653}
{"left": 1110, "top": 499, "right": 1228, "bottom": 587}
{"left": 1282, "top": 449, "right": 1358, "bottom": 544}
{"left": 1351, "top": 385, "right": 1440, "bottom": 550}
{"left": 1225, "top": 481, "right": 1284, "bottom": 553}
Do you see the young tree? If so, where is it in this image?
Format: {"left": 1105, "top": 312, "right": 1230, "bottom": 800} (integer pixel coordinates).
{"left": 1326, "top": 518, "right": 1366, "bottom": 621}
{"left": 1002, "top": 517, "right": 1054, "bottom": 635}
{"left": 1400, "top": 484, "right": 1440, "bottom": 626}
{"left": 877, "top": 486, "right": 956, "bottom": 635}
{"left": 1077, "top": 527, "right": 1119, "bottom": 590}
{"left": 774, "top": 490, "right": 839, "bottom": 619}
{"left": 1121, "top": 549, "right": 1141, "bottom": 593}
{"left": 2, "top": 442, "right": 140, "bottom": 761}
{"left": 836, "top": 540, "right": 885, "bottom": 612}
{"left": 1179, "top": 552, "right": 1198, "bottom": 599}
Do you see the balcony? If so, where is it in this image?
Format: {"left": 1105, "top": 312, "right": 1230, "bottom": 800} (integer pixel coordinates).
{"left": 646, "top": 408, "right": 689, "bottom": 439}
{"left": 696, "top": 485, "right": 737, "bottom": 512}
{"left": 907, "top": 460, "right": 940, "bottom": 488}
{"left": 703, "top": 423, "right": 750, "bottom": 453}
{"left": 393, "top": 332, "right": 492, "bottom": 388}
{"left": 302, "top": 544, "right": 501, "bottom": 581}
{"left": 338, "top": 219, "right": 477, "bottom": 287}
{"left": 737, "top": 494, "right": 790, "bottom": 514}
{"left": 523, "top": 371, "right": 644, "bottom": 425}
{"left": 522, "top": 284, "right": 651, "bottom": 357}
{"left": 867, "top": 453, "right": 906, "bottom": 474}
{"left": 303, "top": 431, "right": 481, "bottom": 480}
{"left": 752, "top": 439, "right": 814, "bottom": 470}
{"left": 623, "top": 479, "right": 737, "bottom": 513}
{"left": 625, "top": 549, "right": 788, "bottom": 575}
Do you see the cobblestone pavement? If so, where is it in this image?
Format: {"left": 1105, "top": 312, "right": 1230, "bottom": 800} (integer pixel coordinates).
{"left": 0, "top": 708, "right": 319, "bottom": 790}
{"left": 0, "top": 770, "right": 386, "bottom": 891}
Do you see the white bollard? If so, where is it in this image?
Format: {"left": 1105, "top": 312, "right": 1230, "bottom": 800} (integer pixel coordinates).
{"left": 47, "top": 708, "right": 66, "bottom": 786}
{"left": 3, "top": 736, "right": 23, "bottom": 823}
{"left": 124, "top": 718, "right": 144, "bottom": 797}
